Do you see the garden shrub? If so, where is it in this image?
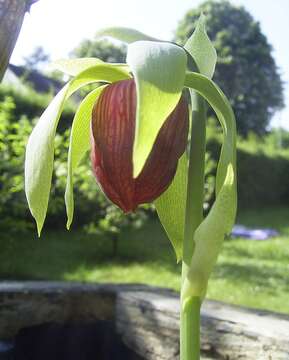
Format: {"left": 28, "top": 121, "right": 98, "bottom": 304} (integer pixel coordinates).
{"left": 0, "top": 85, "right": 75, "bottom": 131}
{"left": 0, "top": 96, "right": 34, "bottom": 234}
{"left": 0, "top": 95, "right": 152, "bottom": 234}
{"left": 207, "top": 130, "right": 289, "bottom": 209}
{"left": 1, "top": 91, "right": 288, "bottom": 234}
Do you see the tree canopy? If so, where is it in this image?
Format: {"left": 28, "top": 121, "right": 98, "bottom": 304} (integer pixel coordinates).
{"left": 175, "top": 0, "right": 284, "bottom": 136}
{"left": 24, "top": 46, "right": 50, "bottom": 70}
{"left": 71, "top": 38, "right": 126, "bottom": 63}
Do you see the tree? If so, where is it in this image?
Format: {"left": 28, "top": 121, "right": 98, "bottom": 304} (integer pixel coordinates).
{"left": 71, "top": 38, "right": 126, "bottom": 63}
{"left": 24, "top": 46, "right": 50, "bottom": 70}
{"left": 175, "top": 0, "right": 284, "bottom": 136}
{"left": 0, "top": 0, "right": 40, "bottom": 80}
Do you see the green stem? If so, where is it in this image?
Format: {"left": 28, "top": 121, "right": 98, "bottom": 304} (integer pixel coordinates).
{"left": 181, "top": 297, "right": 201, "bottom": 360}
{"left": 180, "top": 92, "right": 206, "bottom": 360}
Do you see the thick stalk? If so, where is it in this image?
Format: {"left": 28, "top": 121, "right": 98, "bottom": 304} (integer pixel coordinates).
{"left": 180, "top": 92, "right": 206, "bottom": 360}
{"left": 180, "top": 297, "right": 201, "bottom": 360}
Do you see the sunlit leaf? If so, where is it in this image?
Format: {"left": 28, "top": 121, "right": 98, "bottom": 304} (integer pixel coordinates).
{"left": 183, "top": 71, "right": 237, "bottom": 298}
{"left": 154, "top": 154, "right": 188, "bottom": 261}
{"left": 96, "top": 27, "right": 159, "bottom": 43}
{"left": 65, "top": 85, "right": 107, "bottom": 229}
{"left": 52, "top": 58, "right": 130, "bottom": 77}
{"left": 126, "top": 40, "right": 187, "bottom": 177}
{"left": 25, "top": 64, "right": 130, "bottom": 235}
{"left": 51, "top": 58, "right": 103, "bottom": 76}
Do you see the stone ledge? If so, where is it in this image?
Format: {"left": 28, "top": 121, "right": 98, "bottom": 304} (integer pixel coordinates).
{"left": 0, "top": 281, "right": 288, "bottom": 359}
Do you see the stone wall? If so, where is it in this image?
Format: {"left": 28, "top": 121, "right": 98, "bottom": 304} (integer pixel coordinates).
{"left": 0, "top": 281, "right": 288, "bottom": 359}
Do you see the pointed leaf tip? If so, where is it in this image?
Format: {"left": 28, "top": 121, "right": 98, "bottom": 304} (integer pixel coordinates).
{"left": 37, "top": 222, "right": 42, "bottom": 237}
{"left": 184, "top": 13, "right": 217, "bottom": 79}
{"left": 198, "top": 13, "right": 206, "bottom": 30}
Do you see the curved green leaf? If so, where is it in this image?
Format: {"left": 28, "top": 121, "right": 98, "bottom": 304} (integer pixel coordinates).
{"left": 154, "top": 153, "right": 188, "bottom": 262}
{"left": 155, "top": 16, "right": 216, "bottom": 261}
{"left": 66, "top": 64, "right": 131, "bottom": 96}
{"left": 65, "top": 85, "right": 107, "bottom": 229}
{"left": 126, "top": 41, "right": 187, "bottom": 177}
{"left": 52, "top": 58, "right": 130, "bottom": 77}
{"left": 96, "top": 27, "right": 159, "bottom": 43}
{"left": 25, "top": 64, "right": 130, "bottom": 235}
{"left": 183, "top": 71, "right": 237, "bottom": 299}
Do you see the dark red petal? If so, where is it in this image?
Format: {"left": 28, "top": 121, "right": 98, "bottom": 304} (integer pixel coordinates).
{"left": 91, "top": 79, "right": 136, "bottom": 212}
{"left": 90, "top": 79, "right": 189, "bottom": 212}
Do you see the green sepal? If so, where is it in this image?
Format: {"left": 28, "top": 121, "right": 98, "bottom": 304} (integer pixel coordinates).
{"left": 52, "top": 58, "right": 103, "bottom": 76}
{"left": 65, "top": 85, "right": 107, "bottom": 229}
{"left": 25, "top": 64, "right": 130, "bottom": 235}
{"left": 154, "top": 153, "right": 188, "bottom": 262}
{"left": 126, "top": 40, "right": 187, "bottom": 177}
{"left": 96, "top": 27, "right": 159, "bottom": 43}
{"left": 52, "top": 58, "right": 130, "bottom": 77}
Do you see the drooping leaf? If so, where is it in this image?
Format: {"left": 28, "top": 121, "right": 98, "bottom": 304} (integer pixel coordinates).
{"left": 183, "top": 71, "right": 237, "bottom": 299}
{"left": 96, "top": 27, "right": 159, "bottom": 43}
{"left": 154, "top": 153, "right": 188, "bottom": 261}
{"left": 66, "top": 64, "right": 131, "bottom": 95}
{"left": 126, "top": 41, "right": 187, "bottom": 177}
{"left": 184, "top": 14, "right": 217, "bottom": 78}
{"left": 65, "top": 85, "right": 107, "bottom": 229}
{"left": 155, "top": 16, "right": 216, "bottom": 261}
{"left": 25, "top": 64, "right": 130, "bottom": 235}
{"left": 25, "top": 84, "right": 69, "bottom": 236}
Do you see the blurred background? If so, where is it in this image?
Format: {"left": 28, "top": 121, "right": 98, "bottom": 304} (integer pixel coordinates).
{"left": 1, "top": 0, "right": 289, "bottom": 314}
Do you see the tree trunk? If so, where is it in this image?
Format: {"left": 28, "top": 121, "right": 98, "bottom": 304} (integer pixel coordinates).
{"left": 0, "top": 0, "right": 38, "bottom": 81}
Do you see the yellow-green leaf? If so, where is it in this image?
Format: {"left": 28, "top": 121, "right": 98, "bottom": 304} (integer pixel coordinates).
{"left": 51, "top": 58, "right": 103, "bottom": 76}
{"left": 154, "top": 154, "right": 188, "bottom": 262}
{"left": 25, "top": 64, "right": 130, "bottom": 235}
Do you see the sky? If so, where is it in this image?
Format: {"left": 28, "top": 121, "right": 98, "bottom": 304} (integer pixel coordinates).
{"left": 10, "top": 0, "right": 289, "bottom": 130}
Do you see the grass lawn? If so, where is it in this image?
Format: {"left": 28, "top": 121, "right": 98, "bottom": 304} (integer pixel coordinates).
{"left": 1, "top": 207, "right": 289, "bottom": 314}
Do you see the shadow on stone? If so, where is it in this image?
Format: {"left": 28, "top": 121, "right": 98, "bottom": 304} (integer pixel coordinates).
{"left": 11, "top": 321, "right": 142, "bottom": 360}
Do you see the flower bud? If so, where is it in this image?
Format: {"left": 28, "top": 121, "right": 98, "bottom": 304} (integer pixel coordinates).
{"left": 90, "top": 79, "right": 189, "bottom": 212}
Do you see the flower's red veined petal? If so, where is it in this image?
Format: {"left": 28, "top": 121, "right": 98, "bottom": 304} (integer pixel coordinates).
{"left": 90, "top": 79, "right": 189, "bottom": 212}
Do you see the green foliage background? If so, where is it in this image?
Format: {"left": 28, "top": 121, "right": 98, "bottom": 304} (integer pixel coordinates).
{"left": 1, "top": 90, "right": 288, "bottom": 235}
{"left": 174, "top": 0, "right": 284, "bottom": 136}
{"left": 72, "top": 39, "right": 126, "bottom": 63}
{"left": 0, "top": 92, "right": 151, "bottom": 236}
{"left": 1, "top": 0, "right": 288, "bottom": 236}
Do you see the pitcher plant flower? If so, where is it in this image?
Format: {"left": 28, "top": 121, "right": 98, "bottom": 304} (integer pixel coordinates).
{"left": 25, "top": 15, "right": 237, "bottom": 360}
{"left": 90, "top": 78, "right": 189, "bottom": 212}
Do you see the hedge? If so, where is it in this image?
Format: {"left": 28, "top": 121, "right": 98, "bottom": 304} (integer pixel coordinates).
{"left": 207, "top": 136, "right": 289, "bottom": 209}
